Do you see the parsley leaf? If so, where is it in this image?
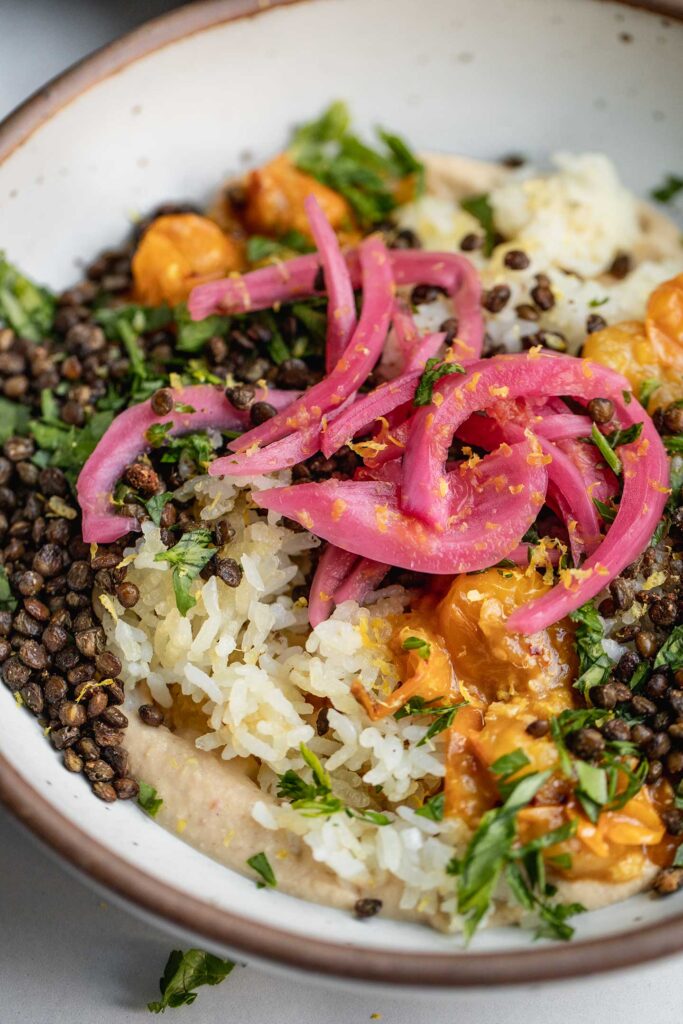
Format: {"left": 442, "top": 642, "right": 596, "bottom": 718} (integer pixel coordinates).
{"left": 173, "top": 302, "right": 230, "bottom": 354}
{"left": 593, "top": 497, "right": 618, "bottom": 524}
{"left": 664, "top": 436, "right": 683, "bottom": 454}
{"left": 639, "top": 378, "right": 661, "bottom": 407}
{"left": 95, "top": 304, "right": 172, "bottom": 401}
{"left": 588, "top": 296, "right": 609, "bottom": 308}
{"left": 246, "top": 851, "right": 277, "bottom": 888}
{"left": 394, "top": 695, "right": 468, "bottom": 746}
{"left": 138, "top": 781, "right": 163, "bottom": 818}
{"left": 460, "top": 194, "right": 496, "bottom": 256}
{"left": 569, "top": 600, "right": 613, "bottom": 697}
{"left": 144, "top": 492, "right": 174, "bottom": 527}
{"left": 154, "top": 529, "right": 216, "bottom": 615}
{"left": 159, "top": 431, "right": 216, "bottom": 470}
{"left": 0, "top": 565, "right": 17, "bottom": 612}
{"left": 289, "top": 101, "right": 424, "bottom": 227}
{"left": 148, "top": 949, "right": 235, "bottom": 1013}
{"left": 651, "top": 174, "right": 683, "bottom": 204}
{"left": 654, "top": 625, "right": 683, "bottom": 673}
{"left": 246, "top": 231, "right": 314, "bottom": 264}
{"left": 29, "top": 396, "right": 115, "bottom": 493}
{"left": 277, "top": 743, "right": 389, "bottom": 824}
{"left": 415, "top": 792, "right": 445, "bottom": 822}
{"left": 413, "top": 357, "right": 465, "bottom": 407}
{"left": 590, "top": 423, "right": 622, "bottom": 475}
{"left": 0, "top": 253, "right": 54, "bottom": 342}
{"left": 456, "top": 770, "right": 555, "bottom": 941}
{"left": 401, "top": 635, "right": 431, "bottom": 660}
{"left": 0, "top": 397, "right": 30, "bottom": 444}
{"left": 607, "top": 422, "right": 643, "bottom": 448}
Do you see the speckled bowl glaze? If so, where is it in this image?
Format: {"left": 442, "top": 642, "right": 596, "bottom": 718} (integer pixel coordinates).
{"left": 1, "top": 0, "right": 683, "bottom": 989}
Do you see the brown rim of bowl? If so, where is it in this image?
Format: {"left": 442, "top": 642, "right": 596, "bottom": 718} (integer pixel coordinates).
{"left": 1, "top": 0, "right": 683, "bottom": 988}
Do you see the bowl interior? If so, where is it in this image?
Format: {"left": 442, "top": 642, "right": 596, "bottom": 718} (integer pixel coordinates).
{"left": 1, "top": 0, "right": 683, "bottom": 982}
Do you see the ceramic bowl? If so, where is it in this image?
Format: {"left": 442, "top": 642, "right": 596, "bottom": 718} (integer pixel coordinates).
{"left": 1, "top": 0, "right": 683, "bottom": 988}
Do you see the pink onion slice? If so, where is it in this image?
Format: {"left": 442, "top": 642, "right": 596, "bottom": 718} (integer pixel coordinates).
{"left": 391, "top": 303, "right": 446, "bottom": 373}
{"left": 320, "top": 369, "right": 421, "bottom": 459}
{"left": 332, "top": 558, "right": 390, "bottom": 606}
{"left": 304, "top": 195, "right": 357, "bottom": 373}
{"left": 221, "top": 235, "right": 395, "bottom": 463}
{"left": 401, "top": 353, "right": 632, "bottom": 530}
{"left": 76, "top": 384, "right": 297, "bottom": 543}
{"left": 254, "top": 439, "right": 548, "bottom": 574}
{"left": 189, "top": 249, "right": 483, "bottom": 358}
{"left": 507, "top": 398, "right": 669, "bottom": 633}
{"left": 308, "top": 545, "right": 359, "bottom": 627}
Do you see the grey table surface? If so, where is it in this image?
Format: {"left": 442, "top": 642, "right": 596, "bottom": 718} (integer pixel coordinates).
{"left": 1, "top": 2, "right": 683, "bottom": 1022}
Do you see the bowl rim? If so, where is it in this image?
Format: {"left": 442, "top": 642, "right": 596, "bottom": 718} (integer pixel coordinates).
{"left": 2, "top": 0, "right": 683, "bottom": 988}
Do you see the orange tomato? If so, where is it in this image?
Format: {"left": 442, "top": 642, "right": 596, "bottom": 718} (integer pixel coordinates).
{"left": 646, "top": 272, "right": 683, "bottom": 374}
{"left": 132, "top": 213, "right": 242, "bottom": 306}
{"left": 244, "top": 154, "right": 353, "bottom": 241}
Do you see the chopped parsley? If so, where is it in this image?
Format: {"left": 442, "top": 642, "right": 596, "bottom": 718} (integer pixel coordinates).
{"left": 590, "top": 423, "right": 622, "bottom": 475}
{"left": 592, "top": 497, "right": 618, "bottom": 524}
{"left": 173, "top": 302, "right": 230, "bottom": 354}
{"left": 144, "top": 492, "right": 174, "bottom": 527}
{"left": 159, "top": 431, "right": 216, "bottom": 470}
{"left": 415, "top": 791, "right": 445, "bottom": 822}
{"left": 277, "top": 743, "right": 390, "bottom": 824}
{"left": 401, "top": 635, "right": 431, "bottom": 660}
{"left": 29, "top": 389, "right": 115, "bottom": 492}
{"left": 664, "top": 436, "right": 683, "bottom": 454}
{"left": 607, "top": 422, "right": 643, "bottom": 448}
{"left": 154, "top": 529, "right": 216, "bottom": 616}
{"left": 246, "top": 231, "right": 314, "bottom": 264}
{"left": 0, "top": 253, "right": 55, "bottom": 342}
{"left": 650, "top": 174, "right": 683, "bottom": 204}
{"left": 569, "top": 600, "right": 613, "bottom": 697}
{"left": 289, "top": 101, "right": 424, "bottom": 227}
{"left": 452, "top": 768, "right": 583, "bottom": 941}
{"left": 639, "top": 378, "right": 661, "bottom": 406}
{"left": 413, "top": 357, "right": 466, "bottom": 407}
{"left": 0, "top": 397, "right": 30, "bottom": 444}
{"left": 148, "top": 949, "right": 235, "bottom": 1013}
{"left": 0, "top": 565, "right": 17, "bottom": 612}
{"left": 653, "top": 625, "right": 683, "bottom": 673}
{"left": 246, "top": 851, "right": 277, "bottom": 889}
{"left": 460, "top": 194, "right": 496, "bottom": 256}
{"left": 95, "top": 304, "right": 172, "bottom": 402}
{"left": 138, "top": 781, "right": 163, "bottom": 818}
{"left": 394, "top": 695, "right": 469, "bottom": 746}
{"left": 588, "top": 296, "right": 609, "bottom": 308}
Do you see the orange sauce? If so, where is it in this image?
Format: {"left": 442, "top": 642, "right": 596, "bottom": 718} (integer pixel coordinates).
{"left": 353, "top": 567, "right": 676, "bottom": 883}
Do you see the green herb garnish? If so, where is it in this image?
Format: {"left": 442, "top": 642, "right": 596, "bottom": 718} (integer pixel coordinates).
{"left": 401, "top": 635, "right": 431, "bottom": 660}
{"left": 277, "top": 743, "right": 389, "bottom": 824}
{"left": 394, "top": 695, "right": 468, "bottom": 746}
{"left": 651, "top": 174, "right": 683, "bottom": 204}
{"left": 0, "top": 253, "right": 55, "bottom": 342}
{"left": 654, "top": 625, "right": 683, "bottom": 673}
{"left": 0, "top": 565, "right": 17, "bottom": 612}
{"left": 413, "top": 357, "right": 466, "bottom": 407}
{"left": 154, "top": 528, "right": 216, "bottom": 616}
{"left": 29, "top": 391, "right": 115, "bottom": 493}
{"left": 455, "top": 769, "right": 581, "bottom": 941}
{"left": 639, "top": 378, "right": 661, "bottom": 406}
{"left": 159, "top": 431, "right": 216, "bottom": 470}
{"left": 144, "top": 492, "right": 174, "bottom": 527}
{"left": 592, "top": 497, "right": 618, "bottom": 524}
{"left": 588, "top": 296, "right": 609, "bottom": 308}
{"left": 246, "top": 231, "right": 314, "bottom": 264}
{"left": 569, "top": 600, "right": 613, "bottom": 697}
{"left": 138, "top": 781, "right": 163, "bottom": 818}
{"left": 148, "top": 949, "right": 235, "bottom": 1013}
{"left": 289, "top": 101, "right": 424, "bottom": 227}
{"left": 460, "top": 194, "right": 496, "bottom": 256}
{"left": 664, "top": 436, "right": 683, "bottom": 454}
{"left": 0, "top": 397, "right": 30, "bottom": 444}
{"left": 246, "top": 851, "right": 277, "bottom": 888}
{"left": 590, "top": 423, "right": 622, "bottom": 475}
{"left": 415, "top": 791, "right": 445, "bottom": 822}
